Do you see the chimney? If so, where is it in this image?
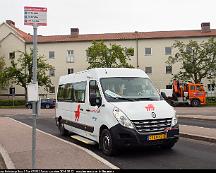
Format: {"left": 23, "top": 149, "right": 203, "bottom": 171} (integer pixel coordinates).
{"left": 6, "top": 20, "right": 15, "bottom": 26}
{"left": 201, "top": 22, "right": 210, "bottom": 32}
{"left": 70, "top": 28, "right": 79, "bottom": 37}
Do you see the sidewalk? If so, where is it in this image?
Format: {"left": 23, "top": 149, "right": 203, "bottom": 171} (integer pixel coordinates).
{"left": 180, "top": 125, "right": 216, "bottom": 143}
{"left": 178, "top": 113, "right": 216, "bottom": 143}
{"left": 0, "top": 117, "right": 118, "bottom": 169}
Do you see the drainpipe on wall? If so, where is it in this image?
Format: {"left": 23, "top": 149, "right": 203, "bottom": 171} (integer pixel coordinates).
{"left": 135, "top": 31, "right": 139, "bottom": 68}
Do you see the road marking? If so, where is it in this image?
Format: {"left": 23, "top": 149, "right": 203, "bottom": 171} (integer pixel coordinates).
{"left": 0, "top": 144, "right": 15, "bottom": 169}
{"left": 7, "top": 117, "right": 119, "bottom": 169}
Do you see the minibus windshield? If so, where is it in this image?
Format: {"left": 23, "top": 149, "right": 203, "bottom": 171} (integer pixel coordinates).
{"left": 100, "top": 77, "right": 161, "bottom": 102}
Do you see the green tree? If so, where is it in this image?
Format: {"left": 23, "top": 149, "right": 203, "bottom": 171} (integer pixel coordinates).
{"left": 3, "top": 50, "right": 53, "bottom": 101}
{"left": 0, "top": 56, "right": 7, "bottom": 88}
{"left": 86, "top": 41, "right": 134, "bottom": 69}
{"left": 167, "top": 38, "right": 216, "bottom": 83}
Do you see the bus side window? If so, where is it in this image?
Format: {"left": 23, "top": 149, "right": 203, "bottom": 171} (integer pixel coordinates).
{"left": 73, "top": 82, "right": 86, "bottom": 103}
{"left": 57, "top": 85, "right": 65, "bottom": 101}
{"left": 89, "top": 80, "right": 101, "bottom": 105}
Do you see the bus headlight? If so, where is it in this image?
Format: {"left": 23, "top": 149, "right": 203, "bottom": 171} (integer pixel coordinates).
{"left": 113, "top": 107, "right": 134, "bottom": 129}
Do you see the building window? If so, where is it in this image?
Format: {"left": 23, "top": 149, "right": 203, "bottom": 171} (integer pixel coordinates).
{"left": 126, "top": 48, "right": 134, "bottom": 56}
{"left": 49, "top": 86, "right": 55, "bottom": 94}
{"left": 208, "top": 84, "right": 215, "bottom": 91}
{"left": 144, "top": 48, "right": 152, "bottom": 56}
{"left": 166, "top": 85, "right": 172, "bottom": 89}
{"left": 165, "top": 47, "right": 172, "bottom": 55}
{"left": 49, "top": 68, "right": 55, "bottom": 77}
{"left": 145, "top": 67, "right": 152, "bottom": 74}
{"left": 49, "top": 51, "right": 55, "bottom": 59}
{"left": 186, "top": 47, "right": 193, "bottom": 53}
{"left": 166, "top": 66, "right": 172, "bottom": 74}
{"left": 9, "top": 87, "right": 15, "bottom": 95}
{"left": 68, "top": 68, "right": 74, "bottom": 74}
{"left": 66, "top": 50, "right": 74, "bottom": 63}
{"left": 9, "top": 52, "right": 15, "bottom": 59}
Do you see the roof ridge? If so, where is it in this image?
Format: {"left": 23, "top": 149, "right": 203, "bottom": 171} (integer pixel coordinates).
{"left": 3, "top": 22, "right": 216, "bottom": 43}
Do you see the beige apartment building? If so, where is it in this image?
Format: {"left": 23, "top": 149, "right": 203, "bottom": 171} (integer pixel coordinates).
{"left": 0, "top": 20, "right": 215, "bottom": 99}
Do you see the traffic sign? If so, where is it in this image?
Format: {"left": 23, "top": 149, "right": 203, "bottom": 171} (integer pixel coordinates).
{"left": 24, "top": 6, "right": 47, "bottom": 26}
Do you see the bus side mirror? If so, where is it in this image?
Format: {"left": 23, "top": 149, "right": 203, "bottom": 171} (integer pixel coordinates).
{"left": 90, "top": 94, "right": 102, "bottom": 107}
{"left": 161, "top": 92, "right": 168, "bottom": 100}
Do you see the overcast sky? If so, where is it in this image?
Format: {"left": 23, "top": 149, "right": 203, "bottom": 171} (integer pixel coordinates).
{"left": 0, "top": 0, "right": 216, "bottom": 36}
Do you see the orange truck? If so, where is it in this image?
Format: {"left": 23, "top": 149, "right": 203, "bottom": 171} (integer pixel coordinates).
{"left": 160, "top": 79, "right": 206, "bottom": 107}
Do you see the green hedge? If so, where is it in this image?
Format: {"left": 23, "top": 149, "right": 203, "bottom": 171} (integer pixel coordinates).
{"left": 206, "top": 97, "right": 216, "bottom": 103}
{"left": 0, "top": 100, "right": 26, "bottom": 106}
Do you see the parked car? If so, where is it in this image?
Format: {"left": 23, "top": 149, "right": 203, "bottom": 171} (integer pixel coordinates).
{"left": 26, "top": 98, "right": 56, "bottom": 109}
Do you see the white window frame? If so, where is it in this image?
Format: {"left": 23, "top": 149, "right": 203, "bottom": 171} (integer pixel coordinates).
{"left": 49, "top": 68, "right": 55, "bottom": 77}
{"left": 145, "top": 66, "right": 152, "bottom": 74}
{"left": 49, "top": 51, "right": 55, "bottom": 59}
{"left": 49, "top": 86, "right": 55, "bottom": 94}
{"left": 9, "top": 52, "right": 15, "bottom": 59}
{"left": 165, "top": 47, "right": 172, "bottom": 55}
{"left": 144, "top": 48, "right": 152, "bottom": 56}
{"left": 166, "top": 65, "right": 172, "bottom": 74}
{"left": 66, "top": 50, "right": 74, "bottom": 63}
{"left": 68, "top": 68, "right": 74, "bottom": 74}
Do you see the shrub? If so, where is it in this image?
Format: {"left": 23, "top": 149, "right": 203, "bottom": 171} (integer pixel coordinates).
{"left": 206, "top": 97, "right": 216, "bottom": 103}
{"left": 0, "top": 100, "right": 26, "bottom": 106}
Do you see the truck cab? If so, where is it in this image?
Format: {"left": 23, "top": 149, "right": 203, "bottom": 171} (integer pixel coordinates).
{"left": 186, "top": 83, "right": 206, "bottom": 106}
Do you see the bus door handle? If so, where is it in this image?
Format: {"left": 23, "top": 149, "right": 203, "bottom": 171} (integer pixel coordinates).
{"left": 86, "top": 109, "right": 90, "bottom": 112}
{"left": 80, "top": 108, "right": 83, "bottom": 111}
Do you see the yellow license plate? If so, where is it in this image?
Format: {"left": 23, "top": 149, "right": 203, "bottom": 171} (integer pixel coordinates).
{"left": 148, "top": 134, "right": 167, "bottom": 141}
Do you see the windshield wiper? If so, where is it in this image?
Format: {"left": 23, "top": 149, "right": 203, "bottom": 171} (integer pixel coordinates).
{"left": 107, "top": 96, "right": 135, "bottom": 101}
{"left": 132, "top": 97, "right": 155, "bottom": 101}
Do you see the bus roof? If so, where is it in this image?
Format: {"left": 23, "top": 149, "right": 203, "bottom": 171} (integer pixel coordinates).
{"left": 58, "top": 68, "right": 149, "bottom": 85}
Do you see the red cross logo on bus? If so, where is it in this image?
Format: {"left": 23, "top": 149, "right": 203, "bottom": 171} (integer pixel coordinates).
{"left": 145, "top": 104, "right": 155, "bottom": 111}
{"left": 74, "top": 104, "right": 81, "bottom": 121}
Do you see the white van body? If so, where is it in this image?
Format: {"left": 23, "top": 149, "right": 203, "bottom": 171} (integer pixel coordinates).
{"left": 56, "top": 68, "right": 179, "bottom": 155}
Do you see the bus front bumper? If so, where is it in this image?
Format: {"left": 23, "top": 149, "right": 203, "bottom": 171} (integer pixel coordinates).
{"left": 110, "top": 124, "right": 179, "bottom": 147}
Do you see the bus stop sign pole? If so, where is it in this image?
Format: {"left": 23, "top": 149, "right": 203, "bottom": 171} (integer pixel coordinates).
{"left": 32, "top": 23, "right": 38, "bottom": 169}
{"left": 24, "top": 6, "right": 47, "bottom": 169}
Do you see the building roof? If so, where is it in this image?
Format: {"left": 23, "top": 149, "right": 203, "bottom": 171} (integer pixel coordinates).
{"left": 5, "top": 22, "right": 216, "bottom": 44}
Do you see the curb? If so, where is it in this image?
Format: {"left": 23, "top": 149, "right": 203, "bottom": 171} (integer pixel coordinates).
{"left": 180, "top": 133, "right": 216, "bottom": 144}
{"left": 0, "top": 144, "right": 15, "bottom": 169}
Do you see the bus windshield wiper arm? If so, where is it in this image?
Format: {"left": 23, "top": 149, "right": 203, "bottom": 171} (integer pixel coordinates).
{"left": 109, "top": 96, "right": 135, "bottom": 101}
{"left": 133, "top": 97, "right": 154, "bottom": 101}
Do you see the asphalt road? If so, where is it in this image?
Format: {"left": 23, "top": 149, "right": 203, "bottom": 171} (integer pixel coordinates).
{"left": 10, "top": 114, "right": 216, "bottom": 169}
{"left": 178, "top": 118, "right": 216, "bottom": 129}
{"left": 175, "top": 106, "right": 216, "bottom": 116}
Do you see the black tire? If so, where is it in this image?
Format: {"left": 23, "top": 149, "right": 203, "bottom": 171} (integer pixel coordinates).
{"left": 100, "top": 129, "right": 116, "bottom": 156}
{"left": 45, "top": 104, "right": 50, "bottom": 109}
{"left": 27, "top": 104, "right": 32, "bottom": 109}
{"left": 160, "top": 141, "right": 176, "bottom": 149}
{"left": 191, "top": 99, "right": 200, "bottom": 107}
{"left": 58, "top": 121, "right": 69, "bottom": 136}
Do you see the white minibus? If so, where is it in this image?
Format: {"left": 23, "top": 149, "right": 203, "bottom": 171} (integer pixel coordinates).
{"left": 55, "top": 68, "right": 179, "bottom": 155}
